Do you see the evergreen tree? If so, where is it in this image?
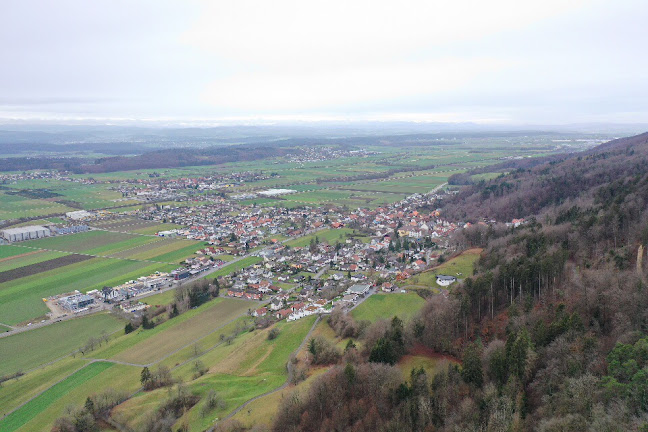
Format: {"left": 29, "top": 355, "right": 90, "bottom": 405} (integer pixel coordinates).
{"left": 140, "top": 366, "right": 151, "bottom": 386}
{"left": 124, "top": 322, "right": 134, "bottom": 334}
{"left": 461, "top": 342, "right": 484, "bottom": 388}
{"left": 84, "top": 396, "right": 95, "bottom": 415}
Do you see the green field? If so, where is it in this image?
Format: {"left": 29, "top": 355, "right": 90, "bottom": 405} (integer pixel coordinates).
{"left": 0, "top": 313, "right": 124, "bottom": 376}
{"left": 7, "top": 362, "right": 141, "bottom": 432}
{"left": 110, "top": 316, "right": 316, "bottom": 431}
{"left": 0, "top": 358, "right": 87, "bottom": 417}
{"left": 0, "top": 245, "right": 34, "bottom": 259}
{"left": 351, "top": 293, "right": 426, "bottom": 322}
{"left": 0, "top": 192, "right": 74, "bottom": 220}
{"left": 434, "top": 249, "right": 481, "bottom": 278}
{"left": 21, "top": 230, "right": 137, "bottom": 254}
{"left": 141, "top": 289, "right": 177, "bottom": 307}
{"left": 402, "top": 249, "right": 482, "bottom": 288}
{"left": 112, "top": 298, "right": 252, "bottom": 364}
{"left": 0, "top": 249, "right": 69, "bottom": 273}
{"left": 230, "top": 366, "right": 330, "bottom": 428}
{"left": 0, "top": 362, "right": 114, "bottom": 432}
{"left": 0, "top": 257, "right": 175, "bottom": 324}
{"left": 398, "top": 352, "right": 459, "bottom": 380}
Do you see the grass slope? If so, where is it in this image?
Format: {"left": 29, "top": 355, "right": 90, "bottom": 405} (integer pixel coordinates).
{"left": 12, "top": 363, "right": 141, "bottom": 432}
{"left": 112, "top": 298, "right": 252, "bottom": 364}
{"left": 0, "top": 362, "right": 114, "bottom": 432}
{"left": 351, "top": 293, "right": 426, "bottom": 323}
{"left": 0, "top": 313, "right": 124, "bottom": 376}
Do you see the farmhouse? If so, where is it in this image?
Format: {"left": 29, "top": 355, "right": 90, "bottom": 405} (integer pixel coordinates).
{"left": 436, "top": 275, "right": 457, "bottom": 286}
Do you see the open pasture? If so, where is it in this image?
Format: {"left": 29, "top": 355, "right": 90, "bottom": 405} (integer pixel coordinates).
{"left": 401, "top": 248, "right": 482, "bottom": 288}
{"left": 434, "top": 249, "right": 481, "bottom": 278}
{"left": 339, "top": 174, "right": 447, "bottom": 194}
{"left": 90, "top": 217, "right": 173, "bottom": 233}
{"left": 170, "top": 316, "right": 317, "bottom": 431}
{"left": 107, "top": 298, "right": 251, "bottom": 364}
{"left": 20, "top": 229, "right": 137, "bottom": 254}
{"left": 352, "top": 292, "right": 426, "bottom": 323}
{"left": 397, "top": 344, "right": 461, "bottom": 379}
{"left": 3, "top": 362, "right": 141, "bottom": 432}
{"left": 0, "top": 357, "right": 88, "bottom": 418}
{"left": 0, "top": 253, "right": 92, "bottom": 283}
{"left": 0, "top": 313, "right": 123, "bottom": 377}
{"left": 0, "top": 362, "right": 115, "bottom": 432}
{"left": 0, "top": 191, "right": 74, "bottom": 219}
{"left": 0, "top": 249, "right": 69, "bottom": 273}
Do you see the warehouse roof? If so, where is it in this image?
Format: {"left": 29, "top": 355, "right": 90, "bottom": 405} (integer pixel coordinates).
{"left": 1, "top": 225, "right": 49, "bottom": 235}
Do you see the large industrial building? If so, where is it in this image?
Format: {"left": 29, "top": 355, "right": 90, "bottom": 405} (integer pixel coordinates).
{"left": 0, "top": 225, "right": 51, "bottom": 242}
{"left": 59, "top": 293, "right": 95, "bottom": 311}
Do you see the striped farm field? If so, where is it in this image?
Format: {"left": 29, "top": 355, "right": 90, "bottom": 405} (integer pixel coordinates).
{"left": 0, "top": 362, "right": 114, "bottom": 432}
{"left": 0, "top": 249, "right": 69, "bottom": 273}
{"left": 0, "top": 245, "right": 35, "bottom": 259}
{"left": 2, "top": 362, "right": 141, "bottom": 432}
{"left": 0, "top": 254, "right": 93, "bottom": 284}
{"left": 0, "top": 313, "right": 124, "bottom": 377}
{"left": 0, "top": 357, "right": 87, "bottom": 418}
{"left": 0, "top": 192, "right": 74, "bottom": 219}
{"left": 109, "top": 237, "right": 198, "bottom": 261}
{"left": 78, "top": 234, "right": 158, "bottom": 257}
{"left": 145, "top": 241, "right": 207, "bottom": 263}
{"left": 0, "top": 257, "right": 175, "bottom": 325}
{"left": 20, "top": 230, "right": 136, "bottom": 253}
{"left": 89, "top": 217, "right": 161, "bottom": 232}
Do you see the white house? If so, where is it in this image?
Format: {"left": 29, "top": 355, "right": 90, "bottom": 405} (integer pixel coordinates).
{"left": 436, "top": 275, "right": 457, "bottom": 287}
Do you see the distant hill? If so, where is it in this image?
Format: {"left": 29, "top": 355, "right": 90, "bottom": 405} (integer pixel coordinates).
{"left": 442, "top": 131, "right": 648, "bottom": 223}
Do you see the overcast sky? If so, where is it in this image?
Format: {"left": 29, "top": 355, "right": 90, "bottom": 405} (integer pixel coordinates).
{"left": 1, "top": 0, "right": 647, "bottom": 125}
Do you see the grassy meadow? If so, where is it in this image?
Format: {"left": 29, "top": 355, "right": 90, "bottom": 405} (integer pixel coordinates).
{"left": 0, "top": 313, "right": 124, "bottom": 376}
{"left": 351, "top": 292, "right": 427, "bottom": 323}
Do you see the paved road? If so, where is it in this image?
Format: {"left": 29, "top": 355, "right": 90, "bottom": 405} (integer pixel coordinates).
{"left": 313, "top": 264, "right": 330, "bottom": 279}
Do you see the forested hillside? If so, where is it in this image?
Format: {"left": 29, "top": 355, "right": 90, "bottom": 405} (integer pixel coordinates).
{"left": 267, "top": 132, "right": 648, "bottom": 432}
